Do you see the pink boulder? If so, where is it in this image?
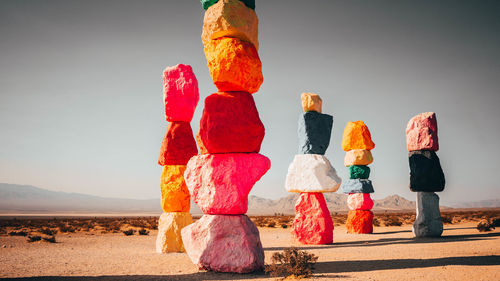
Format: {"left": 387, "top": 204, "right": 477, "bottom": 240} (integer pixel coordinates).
{"left": 181, "top": 214, "right": 264, "bottom": 273}
{"left": 292, "top": 192, "right": 333, "bottom": 244}
{"left": 197, "top": 92, "right": 265, "bottom": 154}
{"left": 184, "top": 153, "right": 271, "bottom": 214}
{"left": 406, "top": 112, "right": 439, "bottom": 151}
{"left": 163, "top": 64, "right": 199, "bottom": 122}
{"left": 347, "top": 193, "right": 374, "bottom": 211}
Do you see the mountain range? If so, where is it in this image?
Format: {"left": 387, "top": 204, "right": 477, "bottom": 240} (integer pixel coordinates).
{"left": 0, "top": 183, "right": 498, "bottom": 215}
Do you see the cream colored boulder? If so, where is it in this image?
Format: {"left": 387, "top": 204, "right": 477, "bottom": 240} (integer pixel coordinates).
{"left": 285, "top": 154, "right": 341, "bottom": 193}
{"left": 344, "top": 149, "right": 373, "bottom": 166}
{"left": 156, "top": 212, "right": 193, "bottom": 253}
{"left": 202, "top": 0, "right": 259, "bottom": 50}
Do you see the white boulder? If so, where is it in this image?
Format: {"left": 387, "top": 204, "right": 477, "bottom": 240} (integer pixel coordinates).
{"left": 285, "top": 154, "right": 342, "bottom": 193}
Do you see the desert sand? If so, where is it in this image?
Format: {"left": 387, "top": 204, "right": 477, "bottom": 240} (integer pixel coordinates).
{"left": 0, "top": 222, "right": 499, "bottom": 280}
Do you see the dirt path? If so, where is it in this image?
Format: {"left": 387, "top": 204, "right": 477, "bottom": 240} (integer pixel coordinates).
{"left": 1, "top": 222, "right": 499, "bottom": 280}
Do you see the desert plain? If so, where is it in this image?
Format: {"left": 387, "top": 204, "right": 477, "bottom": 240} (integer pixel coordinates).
{"left": 0, "top": 212, "right": 499, "bottom": 281}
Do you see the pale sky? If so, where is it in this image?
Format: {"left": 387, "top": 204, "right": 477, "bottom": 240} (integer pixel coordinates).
{"left": 1, "top": 0, "right": 499, "bottom": 206}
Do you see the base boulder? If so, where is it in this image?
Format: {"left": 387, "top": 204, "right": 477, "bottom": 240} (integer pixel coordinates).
{"left": 413, "top": 192, "right": 443, "bottom": 237}
{"left": 156, "top": 212, "right": 193, "bottom": 253}
{"left": 346, "top": 210, "right": 373, "bottom": 234}
{"left": 292, "top": 193, "right": 333, "bottom": 244}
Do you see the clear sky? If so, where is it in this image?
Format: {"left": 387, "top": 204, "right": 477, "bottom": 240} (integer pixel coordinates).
{"left": 1, "top": 0, "right": 499, "bottom": 205}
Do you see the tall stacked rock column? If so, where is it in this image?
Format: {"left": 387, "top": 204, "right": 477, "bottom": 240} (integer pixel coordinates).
{"left": 285, "top": 93, "right": 341, "bottom": 244}
{"left": 181, "top": 0, "right": 270, "bottom": 273}
{"left": 156, "top": 64, "right": 199, "bottom": 253}
{"left": 406, "top": 112, "right": 445, "bottom": 237}
{"left": 340, "top": 121, "right": 375, "bottom": 234}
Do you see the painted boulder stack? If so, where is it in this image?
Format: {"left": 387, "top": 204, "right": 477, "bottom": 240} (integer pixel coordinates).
{"left": 156, "top": 64, "right": 199, "bottom": 253}
{"left": 406, "top": 112, "right": 445, "bottom": 237}
{"left": 340, "top": 121, "right": 375, "bottom": 234}
{"left": 285, "top": 93, "right": 341, "bottom": 244}
{"left": 181, "top": 0, "right": 269, "bottom": 273}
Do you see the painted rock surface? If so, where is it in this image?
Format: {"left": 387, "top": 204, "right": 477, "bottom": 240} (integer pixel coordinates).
{"left": 204, "top": 37, "right": 263, "bottom": 94}
{"left": 197, "top": 92, "right": 264, "bottom": 154}
{"left": 285, "top": 154, "right": 342, "bottom": 193}
{"left": 301, "top": 92, "right": 322, "bottom": 113}
{"left": 158, "top": 122, "right": 198, "bottom": 166}
{"left": 181, "top": 214, "right": 264, "bottom": 273}
{"left": 413, "top": 192, "right": 443, "bottom": 237}
{"left": 341, "top": 179, "right": 374, "bottom": 194}
{"left": 347, "top": 193, "right": 374, "bottom": 210}
{"left": 298, "top": 111, "right": 333, "bottom": 155}
{"left": 202, "top": 0, "right": 259, "bottom": 50}
{"left": 349, "top": 165, "right": 370, "bottom": 179}
{"left": 184, "top": 153, "right": 270, "bottom": 214}
{"left": 163, "top": 64, "right": 199, "bottom": 122}
{"left": 292, "top": 193, "right": 333, "bottom": 244}
{"left": 344, "top": 149, "right": 373, "bottom": 166}
{"left": 409, "top": 150, "right": 445, "bottom": 192}
{"left": 160, "top": 165, "right": 190, "bottom": 212}
{"left": 406, "top": 112, "right": 439, "bottom": 151}
{"left": 201, "top": 0, "right": 255, "bottom": 10}
{"left": 346, "top": 210, "right": 373, "bottom": 234}
{"left": 341, "top": 120, "right": 375, "bottom": 151}
{"left": 156, "top": 212, "right": 193, "bottom": 253}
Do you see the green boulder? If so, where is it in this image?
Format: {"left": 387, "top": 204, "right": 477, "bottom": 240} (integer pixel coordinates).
{"left": 201, "top": 0, "right": 255, "bottom": 10}
{"left": 349, "top": 165, "right": 370, "bottom": 179}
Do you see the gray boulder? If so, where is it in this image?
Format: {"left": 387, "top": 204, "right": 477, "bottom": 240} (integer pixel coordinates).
{"left": 413, "top": 192, "right": 443, "bottom": 237}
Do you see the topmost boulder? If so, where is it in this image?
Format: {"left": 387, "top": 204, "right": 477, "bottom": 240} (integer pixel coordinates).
{"left": 406, "top": 112, "right": 439, "bottom": 151}
{"left": 301, "top": 93, "right": 322, "bottom": 113}
{"left": 163, "top": 64, "right": 199, "bottom": 122}
{"left": 341, "top": 121, "right": 375, "bottom": 151}
{"left": 201, "top": 0, "right": 255, "bottom": 10}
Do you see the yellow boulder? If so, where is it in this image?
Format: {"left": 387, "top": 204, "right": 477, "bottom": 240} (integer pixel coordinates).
{"left": 344, "top": 149, "right": 373, "bottom": 166}
{"left": 155, "top": 212, "right": 193, "bottom": 253}
{"left": 202, "top": 0, "right": 259, "bottom": 50}
{"left": 341, "top": 121, "right": 375, "bottom": 151}
{"left": 301, "top": 92, "right": 322, "bottom": 113}
{"left": 161, "top": 165, "right": 190, "bottom": 213}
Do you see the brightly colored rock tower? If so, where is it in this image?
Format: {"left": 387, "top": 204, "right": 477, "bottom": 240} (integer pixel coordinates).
{"left": 340, "top": 121, "right": 376, "bottom": 234}
{"left": 156, "top": 64, "right": 199, "bottom": 253}
{"left": 181, "top": 0, "right": 269, "bottom": 273}
{"left": 406, "top": 112, "right": 445, "bottom": 237}
{"left": 285, "top": 93, "right": 341, "bottom": 244}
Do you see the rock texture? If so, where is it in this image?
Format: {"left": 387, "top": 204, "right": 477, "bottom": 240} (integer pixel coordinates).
{"left": 349, "top": 165, "right": 370, "bottom": 179}
{"left": 346, "top": 210, "right": 373, "bottom": 234}
{"left": 341, "top": 120, "right": 375, "bottom": 151}
{"left": 204, "top": 37, "right": 263, "bottom": 94}
{"left": 158, "top": 122, "right": 198, "bottom": 166}
{"left": 406, "top": 112, "right": 439, "bottom": 151}
{"left": 202, "top": 0, "right": 259, "bottom": 50}
{"left": 298, "top": 111, "right": 333, "bottom": 155}
{"left": 301, "top": 92, "right": 322, "bottom": 113}
{"left": 408, "top": 150, "right": 445, "bottom": 192}
{"left": 160, "top": 165, "right": 191, "bottom": 212}
{"left": 181, "top": 214, "right": 264, "bottom": 273}
{"left": 285, "top": 154, "right": 342, "bottom": 193}
{"left": 184, "top": 153, "right": 271, "bottom": 214}
{"left": 344, "top": 149, "right": 373, "bottom": 166}
{"left": 156, "top": 212, "right": 193, "bottom": 253}
{"left": 413, "top": 192, "right": 443, "bottom": 237}
{"left": 292, "top": 193, "right": 333, "bottom": 244}
{"left": 197, "top": 92, "right": 264, "bottom": 154}
{"left": 347, "top": 193, "right": 374, "bottom": 210}
{"left": 341, "top": 179, "right": 374, "bottom": 194}
{"left": 162, "top": 64, "right": 199, "bottom": 122}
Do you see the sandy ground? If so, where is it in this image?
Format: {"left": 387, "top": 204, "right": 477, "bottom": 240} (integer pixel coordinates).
{"left": 0, "top": 222, "right": 499, "bottom": 281}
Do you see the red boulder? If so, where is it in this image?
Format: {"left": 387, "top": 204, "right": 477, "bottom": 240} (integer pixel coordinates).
{"left": 158, "top": 122, "right": 198, "bottom": 165}
{"left": 292, "top": 192, "right": 333, "bottom": 244}
{"left": 346, "top": 210, "right": 373, "bottom": 234}
{"left": 197, "top": 92, "right": 265, "bottom": 154}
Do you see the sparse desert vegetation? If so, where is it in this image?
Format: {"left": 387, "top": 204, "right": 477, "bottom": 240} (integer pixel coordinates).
{"left": 265, "top": 247, "right": 318, "bottom": 278}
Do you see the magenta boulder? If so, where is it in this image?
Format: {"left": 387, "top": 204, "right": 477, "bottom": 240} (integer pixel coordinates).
{"left": 163, "top": 64, "right": 200, "bottom": 122}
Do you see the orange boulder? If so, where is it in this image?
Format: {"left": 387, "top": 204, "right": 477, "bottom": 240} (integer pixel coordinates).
{"left": 341, "top": 121, "right": 375, "bottom": 151}
{"left": 204, "top": 37, "right": 263, "bottom": 94}
{"left": 202, "top": 0, "right": 259, "bottom": 50}
{"left": 160, "top": 165, "right": 190, "bottom": 212}
{"left": 346, "top": 210, "right": 373, "bottom": 234}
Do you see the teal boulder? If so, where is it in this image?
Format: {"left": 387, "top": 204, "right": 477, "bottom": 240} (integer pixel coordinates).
{"left": 349, "top": 165, "right": 370, "bottom": 179}
{"left": 201, "top": 0, "right": 255, "bottom": 10}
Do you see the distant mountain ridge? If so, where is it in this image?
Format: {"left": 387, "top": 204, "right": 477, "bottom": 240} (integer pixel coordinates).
{"left": 1, "top": 183, "right": 494, "bottom": 215}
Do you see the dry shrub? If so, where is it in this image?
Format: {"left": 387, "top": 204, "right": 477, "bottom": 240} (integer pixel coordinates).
{"left": 477, "top": 220, "right": 495, "bottom": 232}
{"left": 9, "top": 230, "right": 28, "bottom": 236}
{"left": 384, "top": 216, "right": 402, "bottom": 226}
{"left": 40, "top": 228, "right": 56, "bottom": 236}
{"left": 138, "top": 228, "right": 149, "bottom": 235}
{"left": 372, "top": 217, "right": 380, "bottom": 227}
{"left": 42, "top": 236, "right": 56, "bottom": 243}
{"left": 491, "top": 218, "right": 500, "bottom": 227}
{"left": 123, "top": 229, "right": 135, "bottom": 236}
{"left": 265, "top": 247, "right": 318, "bottom": 278}
{"left": 441, "top": 215, "right": 453, "bottom": 224}
{"left": 27, "top": 235, "right": 41, "bottom": 242}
